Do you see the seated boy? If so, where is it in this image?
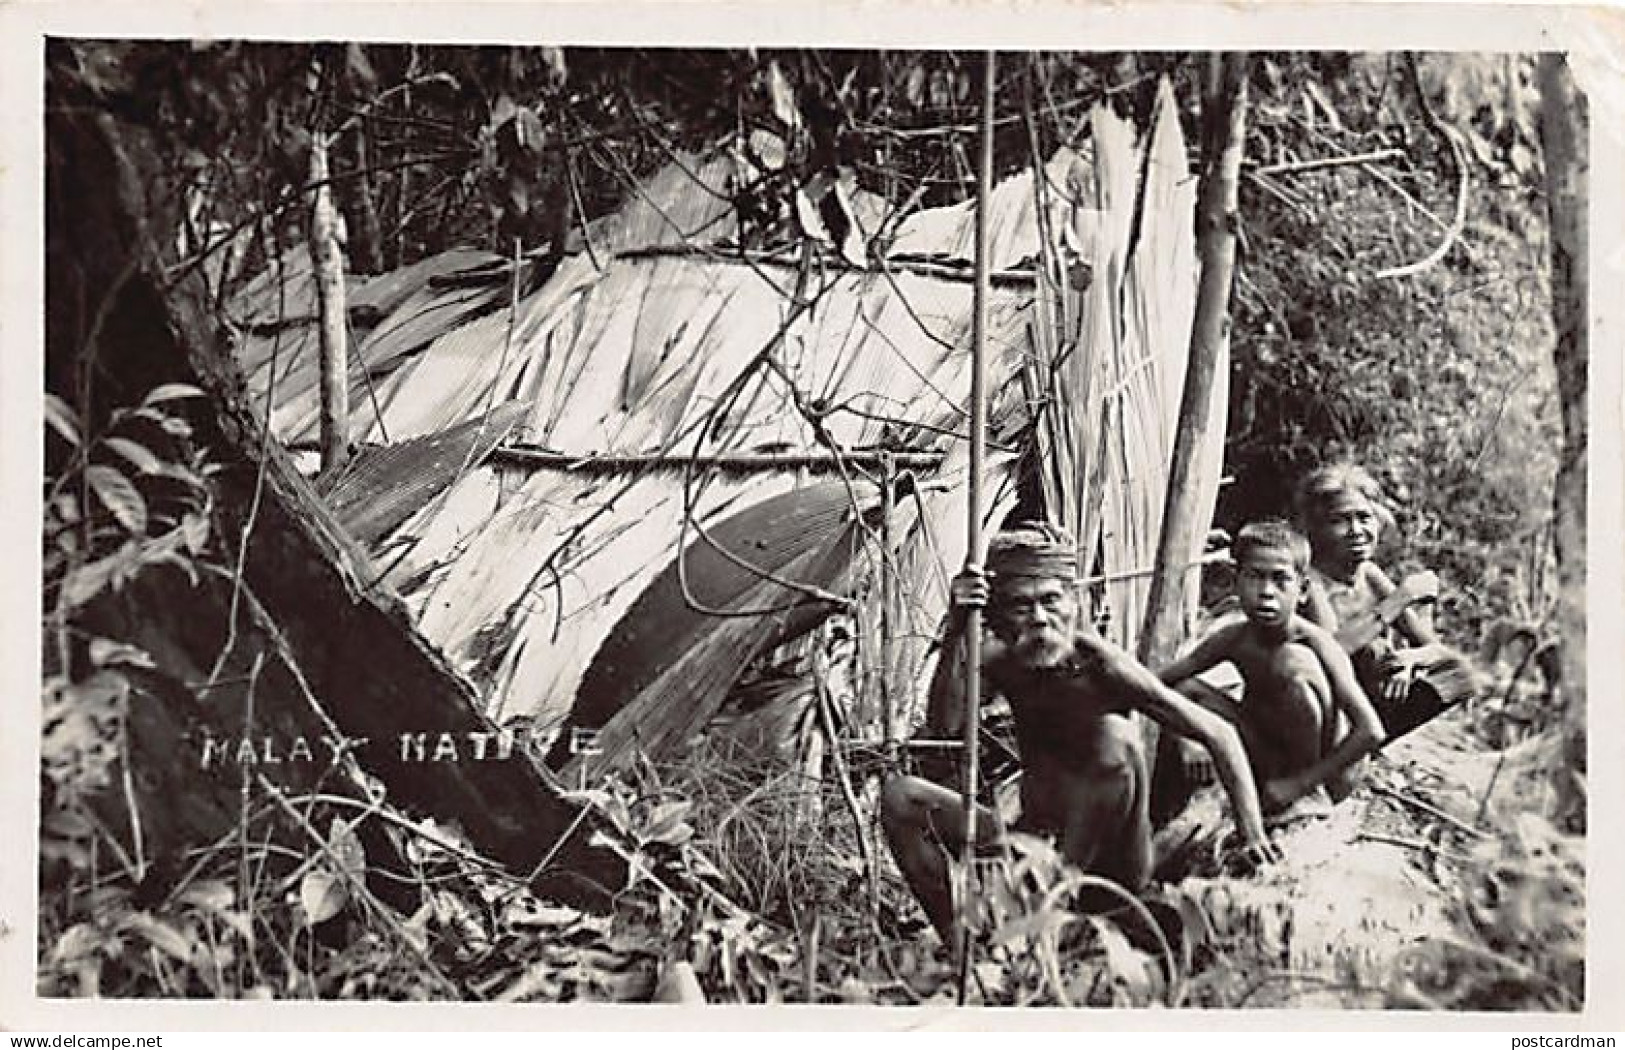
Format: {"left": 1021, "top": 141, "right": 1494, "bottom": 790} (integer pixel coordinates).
{"left": 1296, "top": 462, "right": 1479, "bottom": 740}
{"left": 1157, "top": 520, "right": 1387, "bottom": 818}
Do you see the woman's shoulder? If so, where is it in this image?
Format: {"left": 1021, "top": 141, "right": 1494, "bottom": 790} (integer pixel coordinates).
{"left": 1307, "top": 563, "right": 1351, "bottom": 590}
{"left": 1315, "top": 560, "right": 1390, "bottom": 593}
{"left": 1288, "top": 616, "right": 1342, "bottom": 651}
{"left": 1355, "top": 560, "right": 1398, "bottom": 596}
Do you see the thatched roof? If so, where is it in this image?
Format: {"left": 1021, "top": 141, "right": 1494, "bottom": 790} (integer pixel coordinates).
{"left": 230, "top": 78, "right": 1222, "bottom": 769}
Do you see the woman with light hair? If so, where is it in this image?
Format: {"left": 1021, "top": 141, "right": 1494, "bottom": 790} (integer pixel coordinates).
{"left": 1297, "top": 462, "right": 1478, "bottom": 741}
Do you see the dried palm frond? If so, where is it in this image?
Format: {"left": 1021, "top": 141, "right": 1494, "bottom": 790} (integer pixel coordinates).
{"left": 1025, "top": 81, "right": 1211, "bottom": 651}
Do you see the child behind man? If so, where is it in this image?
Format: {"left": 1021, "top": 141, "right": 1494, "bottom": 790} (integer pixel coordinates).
{"left": 1158, "top": 520, "right": 1386, "bottom": 818}
{"left": 1297, "top": 462, "right": 1478, "bottom": 740}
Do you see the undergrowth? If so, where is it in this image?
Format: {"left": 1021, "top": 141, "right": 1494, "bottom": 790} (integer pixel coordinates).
{"left": 37, "top": 387, "right": 1586, "bottom": 1008}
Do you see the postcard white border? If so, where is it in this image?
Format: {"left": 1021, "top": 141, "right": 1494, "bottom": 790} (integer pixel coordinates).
{"left": 2, "top": 0, "right": 1622, "bottom": 1033}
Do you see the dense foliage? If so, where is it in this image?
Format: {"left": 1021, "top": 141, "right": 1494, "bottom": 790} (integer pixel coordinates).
{"left": 61, "top": 43, "right": 1560, "bottom": 640}
{"left": 1221, "top": 54, "right": 1559, "bottom": 650}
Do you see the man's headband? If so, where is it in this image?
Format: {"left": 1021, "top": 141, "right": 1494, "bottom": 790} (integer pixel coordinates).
{"left": 986, "top": 525, "right": 1077, "bottom": 585}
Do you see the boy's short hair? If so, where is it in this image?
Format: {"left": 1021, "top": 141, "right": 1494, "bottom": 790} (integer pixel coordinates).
{"left": 1233, "top": 519, "right": 1311, "bottom": 575}
{"left": 1297, "top": 461, "right": 1392, "bottom": 530}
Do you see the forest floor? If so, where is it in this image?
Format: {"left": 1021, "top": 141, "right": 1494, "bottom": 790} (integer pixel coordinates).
{"left": 37, "top": 671, "right": 1584, "bottom": 1010}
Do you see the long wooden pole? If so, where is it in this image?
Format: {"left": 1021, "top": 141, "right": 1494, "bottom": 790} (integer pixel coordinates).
{"left": 878, "top": 454, "right": 896, "bottom": 746}
{"left": 1138, "top": 52, "right": 1250, "bottom": 667}
{"left": 955, "top": 48, "right": 996, "bottom": 1005}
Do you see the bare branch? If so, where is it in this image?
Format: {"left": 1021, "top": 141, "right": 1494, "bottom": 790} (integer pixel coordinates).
{"left": 1375, "top": 55, "right": 1471, "bottom": 280}
{"left": 1251, "top": 147, "right": 1406, "bottom": 177}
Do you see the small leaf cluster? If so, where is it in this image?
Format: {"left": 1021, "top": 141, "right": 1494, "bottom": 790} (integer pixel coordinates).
{"left": 44, "top": 385, "right": 215, "bottom": 621}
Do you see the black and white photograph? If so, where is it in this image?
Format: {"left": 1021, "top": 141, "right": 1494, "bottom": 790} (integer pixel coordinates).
{"left": 6, "top": 2, "right": 1620, "bottom": 1029}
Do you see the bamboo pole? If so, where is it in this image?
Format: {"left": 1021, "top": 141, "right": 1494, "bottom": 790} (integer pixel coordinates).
{"left": 487, "top": 445, "right": 944, "bottom": 473}
{"left": 1138, "top": 53, "right": 1250, "bottom": 667}
{"left": 290, "top": 442, "right": 946, "bottom": 474}
{"left": 310, "top": 132, "right": 351, "bottom": 476}
{"left": 614, "top": 243, "right": 1040, "bottom": 288}
{"left": 956, "top": 48, "right": 996, "bottom": 1007}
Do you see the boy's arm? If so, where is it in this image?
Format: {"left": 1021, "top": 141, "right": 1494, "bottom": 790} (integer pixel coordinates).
{"left": 1157, "top": 620, "right": 1241, "bottom": 687}
{"left": 1264, "top": 624, "right": 1388, "bottom": 809}
{"left": 1103, "top": 644, "right": 1272, "bottom": 854}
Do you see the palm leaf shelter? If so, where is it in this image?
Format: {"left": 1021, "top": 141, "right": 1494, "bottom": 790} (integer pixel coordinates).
{"left": 231, "top": 80, "right": 1223, "bottom": 822}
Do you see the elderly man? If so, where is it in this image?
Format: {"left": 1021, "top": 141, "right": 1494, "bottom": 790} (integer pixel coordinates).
{"left": 880, "top": 525, "right": 1278, "bottom": 942}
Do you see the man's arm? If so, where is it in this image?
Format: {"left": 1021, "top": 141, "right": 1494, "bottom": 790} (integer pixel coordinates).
{"left": 1101, "top": 644, "right": 1272, "bottom": 853}
{"left": 1266, "top": 624, "right": 1388, "bottom": 808}
{"left": 921, "top": 571, "right": 999, "bottom": 784}
{"left": 924, "top": 603, "right": 974, "bottom": 739}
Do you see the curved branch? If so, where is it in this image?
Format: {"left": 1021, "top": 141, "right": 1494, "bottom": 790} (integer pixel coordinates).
{"left": 1375, "top": 57, "right": 1471, "bottom": 281}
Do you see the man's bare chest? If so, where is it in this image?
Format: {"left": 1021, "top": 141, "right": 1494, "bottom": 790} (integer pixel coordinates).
{"left": 994, "top": 662, "right": 1126, "bottom": 756}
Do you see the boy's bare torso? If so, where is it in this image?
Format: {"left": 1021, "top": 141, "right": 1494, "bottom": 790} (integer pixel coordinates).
{"left": 1213, "top": 617, "right": 1339, "bottom": 779}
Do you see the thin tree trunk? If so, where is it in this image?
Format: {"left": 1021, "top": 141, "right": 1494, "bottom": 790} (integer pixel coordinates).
{"left": 310, "top": 133, "right": 351, "bottom": 476}
{"left": 343, "top": 125, "right": 386, "bottom": 275}
{"left": 1139, "top": 53, "right": 1250, "bottom": 667}
{"left": 1537, "top": 52, "right": 1587, "bottom": 813}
